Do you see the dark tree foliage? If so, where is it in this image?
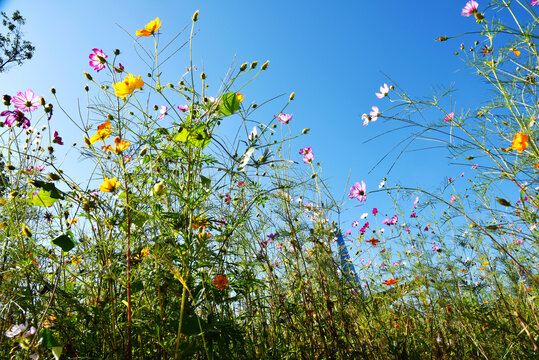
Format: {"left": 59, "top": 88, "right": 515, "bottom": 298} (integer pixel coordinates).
{"left": 0, "top": 10, "right": 35, "bottom": 73}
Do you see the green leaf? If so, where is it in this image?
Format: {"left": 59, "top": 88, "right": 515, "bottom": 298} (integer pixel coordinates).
{"left": 200, "top": 175, "right": 211, "bottom": 190}
{"left": 52, "top": 232, "right": 76, "bottom": 252}
{"left": 186, "top": 125, "right": 211, "bottom": 148}
{"left": 39, "top": 328, "right": 60, "bottom": 348}
{"left": 51, "top": 346, "right": 63, "bottom": 360}
{"left": 174, "top": 128, "right": 189, "bottom": 142}
{"left": 28, "top": 181, "right": 63, "bottom": 207}
{"left": 219, "top": 92, "right": 240, "bottom": 116}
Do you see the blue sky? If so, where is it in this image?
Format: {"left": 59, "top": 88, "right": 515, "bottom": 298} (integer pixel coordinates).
{"left": 0, "top": 0, "right": 496, "bottom": 226}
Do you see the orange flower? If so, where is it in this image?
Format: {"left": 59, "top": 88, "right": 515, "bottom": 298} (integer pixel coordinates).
{"left": 102, "top": 137, "right": 131, "bottom": 154}
{"left": 213, "top": 274, "right": 228, "bottom": 290}
{"left": 112, "top": 74, "right": 144, "bottom": 99}
{"left": 365, "top": 237, "right": 380, "bottom": 246}
{"left": 510, "top": 132, "right": 529, "bottom": 153}
{"left": 533, "top": 163, "right": 539, "bottom": 169}
{"left": 136, "top": 17, "right": 162, "bottom": 37}
{"left": 382, "top": 278, "right": 399, "bottom": 286}
{"left": 236, "top": 93, "right": 245, "bottom": 103}
{"left": 89, "top": 122, "right": 112, "bottom": 144}
{"left": 510, "top": 48, "right": 520, "bottom": 56}
{"left": 99, "top": 176, "right": 120, "bottom": 192}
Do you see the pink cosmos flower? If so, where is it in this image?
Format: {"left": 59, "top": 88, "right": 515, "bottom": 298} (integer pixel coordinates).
{"left": 410, "top": 212, "right": 417, "bottom": 218}
{"left": 360, "top": 222, "right": 369, "bottom": 235}
{"left": 1, "top": 110, "right": 30, "bottom": 128}
{"left": 369, "top": 106, "right": 380, "bottom": 121}
{"left": 413, "top": 196, "right": 419, "bottom": 204}
{"left": 533, "top": 0, "right": 539, "bottom": 5}
{"left": 12, "top": 89, "right": 41, "bottom": 112}
{"left": 89, "top": 48, "right": 108, "bottom": 72}
{"left": 348, "top": 181, "right": 367, "bottom": 202}
{"left": 115, "top": 63, "right": 124, "bottom": 73}
{"left": 158, "top": 105, "right": 168, "bottom": 120}
{"left": 352, "top": 220, "right": 359, "bottom": 227}
{"left": 35, "top": 164, "right": 45, "bottom": 172}
{"left": 345, "top": 229, "right": 352, "bottom": 236}
{"left": 376, "top": 83, "right": 390, "bottom": 99}
{"left": 177, "top": 105, "right": 189, "bottom": 112}
{"left": 461, "top": 1, "right": 478, "bottom": 16}
{"left": 299, "top": 147, "right": 314, "bottom": 163}
{"left": 444, "top": 112, "right": 454, "bottom": 122}
{"left": 277, "top": 113, "right": 293, "bottom": 124}
{"left": 373, "top": 208, "right": 378, "bottom": 215}
{"left": 472, "top": 164, "right": 478, "bottom": 169}
{"left": 450, "top": 195, "right": 456, "bottom": 203}
{"left": 53, "top": 130, "right": 63, "bottom": 145}
{"left": 362, "top": 113, "right": 371, "bottom": 126}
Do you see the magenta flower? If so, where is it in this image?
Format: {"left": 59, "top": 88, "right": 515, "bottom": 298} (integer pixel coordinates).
{"left": 1, "top": 110, "right": 30, "bottom": 128}
{"left": 360, "top": 222, "right": 369, "bottom": 235}
{"left": 177, "top": 105, "right": 189, "bottom": 112}
{"left": 12, "top": 89, "right": 41, "bottom": 112}
{"left": 53, "top": 130, "right": 63, "bottom": 145}
{"left": 348, "top": 181, "right": 367, "bottom": 202}
{"left": 299, "top": 147, "right": 314, "bottom": 163}
{"left": 352, "top": 220, "right": 359, "bottom": 227}
{"left": 533, "top": 0, "right": 539, "bottom": 5}
{"left": 461, "top": 1, "right": 478, "bottom": 16}
{"left": 158, "top": 105, "right": 168, "bottom": 120}
{"left": 89, "top": 48, "right": 108, "bottom": 72}
{"left": 411, "top": 212, "right": 417, "bottom": 218}
{"left": 369, "top": 106, "right": 380, "bottom": 121}
{"left": 115, "top": 63, "right": 124, "bottom": 73}
{"left": 373, "top": 208, "right": 378, "bottom": 215}
{"left": 444, "top": 112, "right": 454, "bottom": 122}
{"left": 35, "top": 164, "right": 45, "bottom": 172}
{"left": 376, "top": 83, "right": 390, "bottom": 99}
{"left": 472, "top": 164, "right": 478, "bottom": 169}
{"left": 277, "top": 113, "right": 293, "bottom": 124}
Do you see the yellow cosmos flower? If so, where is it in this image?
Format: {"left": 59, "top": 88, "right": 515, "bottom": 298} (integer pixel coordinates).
{"left": 101, "top": 137, "right": 131, "bottom": 154}
{"left": 236, "top": 93, "right": 245, "bottom": 103}
{"left": 89, "top": 122, "right": 112, "bottom": 144}
{"left": 136, "top": 17, "right": 162, "bottom": 37}
{"left": 510, "top": 132, "right": 529, "bottom": 153}
{"left": 99, "top": 177, "right": 121, "bottom": 192}
{"left": 112, "top": 74, "right": 144, "bottom": 99}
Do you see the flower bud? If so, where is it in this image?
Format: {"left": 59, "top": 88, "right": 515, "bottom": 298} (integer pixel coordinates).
{"left": 436, "top": 36, "right": 448, "bottom": 42}
{"left": 240, "top": 63, "right": 248, "bottom": 71}
{"left": 50, "top": 87, "right": 56, "bottom": 94}
{"left": 84, "top": 85, "right": 89, "bottom": 92}
{"left": 153, "top": 181, "right": 165, "bottom": 196}
{"left": 40, "top": 96, "right": 46, "bottom": 106}
{"left": 252, "top": 103, "right": 258, "bottom": 109}
{"left": 153, "top": 105, "right": 158, "bottom": 111}
{"left": 84, "top": 137, "right": 92, "bottom": 147}
{"left": 251, "top": 61, "right": 258, "bottom": 69}
{"left": 6, "top": 164, "right": 15, "bottom": 171}
{"left": 48, "top": 173, "right": 60, "bottom": 181}
{"left": 302, "top": 128, "right": 310, "bottom": 134}
{"left": 114, "top": 49, "right": 120, "bottom": 55}
{"left": 107, "top": 114, "right": 114, "bottom": 121}
{"left": 2, "top": 94, "right": 11, "bottom": 106}
{"left": 10, "top": 191, "right": 18, "bottom": 198}
{"left": 139, "top": 146, "right": 148, "bottom": 157}
{"left": 496, "top": 197, "right": 511, "bottom": 207}
{"left": 201, "top": 72, "right": 206, "bottom": 80}
{"left": 21, "top": 224, "right": 32, "bottom": 237}
{"left": 289, "top": 92, "right": 295, "bottom": 101}
{"left": 84, "top": 72, "right": 93, "bottom": 81}
{"left": 311, "top": 173, "right": 317, "bottom": 179}
{"left": 192, "top": 10, "right": 199, "bottom": 22}
{"left": 261, "top": 61, "right": 269, "bottom": 70}
{"left": 167, "top": 83, "right": 174, "bottom": 88}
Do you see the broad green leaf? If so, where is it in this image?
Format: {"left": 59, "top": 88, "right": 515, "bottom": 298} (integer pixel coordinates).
{"left": 28, "top": 181, "right": 64, "bottom": 207}
{"left": 200, "top": 175, "right": 211, "bottom": 190}
{"left": 219, "top": 92, "right": 240, "bottom": 116}
{"left": 186, "top": 125, "right": 211, "bottom": 148}
{"left": 52, "top": 232, "right": 76, "bottom": 252}
{"left": 174, "top": 128, "right": 189, "bottom": 142}
{"left": 39, "top": 329, "right": 60, "bottom": 348}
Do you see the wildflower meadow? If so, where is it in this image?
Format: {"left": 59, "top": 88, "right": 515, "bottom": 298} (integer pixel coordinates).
{"left": 0, "top": 1, "right": 539, "bottom": 359}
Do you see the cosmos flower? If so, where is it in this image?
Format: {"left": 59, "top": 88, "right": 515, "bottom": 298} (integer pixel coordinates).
{"left": 376, "top": 83, "right": 390, "bottom": 99}
{"left": 112, "top": 73, "right": 144, "bottom": 99}
{"left": 158, "top": 105, "right": 168, "bottom": 120}
{"left": 299, "top": 146, "right": 314, "bottom": 163}
{"left": 99, "top": 177, "right": 120, "bottom": 192}
{"left": 101, "top": 137, "right": 131, "bottom": 154}
{"left": 89, "top": 48, "right": 107, "bottom": 72}
{"left": 510, "top": 132, "right": 529, "bottom": 153}
{"left": 382, "top": 278, "right": 399, "bottom": 286}
{"left": 369, "top": 106, "right": 380, "bottom": 121}
{"left": 89, "top": 122, "right": 112, "bottom": 144}
{"left": 461, "top": 1, "right": 479, "bottom": 16}
{"left": 532, "top": 0, "right": 539, "bottom": 6}
{"left": 348, "top": 181, "right": 367, "bottom": 202}
{"left": 12, "top": 89, "right": 41, "bottom": 112}
{"left": 213, "top": 274, "right": 228, "bottom": 290}
{"left": 365, "top": 237, "right": 380, "bottom": 246}
{"left": 248, "top": 126, "right": 257, "bottom": 141}
{"left": 136, "top": 17, "right": 162, "bottom": 37}
{"left": 178, "top": 105, "right": 189, "bottom": 112}
{"left": 444, "top": 112, "right": 454, "bottom": 122}
{"left": 1, "top": 110, "right": 30, "bottom": 128}
{"left": 53, "top": 130, "right": 63, "bottom": 145}
{"left": 277, "top": 113, "right": 293, "bottom": 124}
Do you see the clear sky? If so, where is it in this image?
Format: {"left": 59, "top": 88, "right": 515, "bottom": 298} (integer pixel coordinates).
{"left": 0, "top": 0, "right": 499, "bottom": 227}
